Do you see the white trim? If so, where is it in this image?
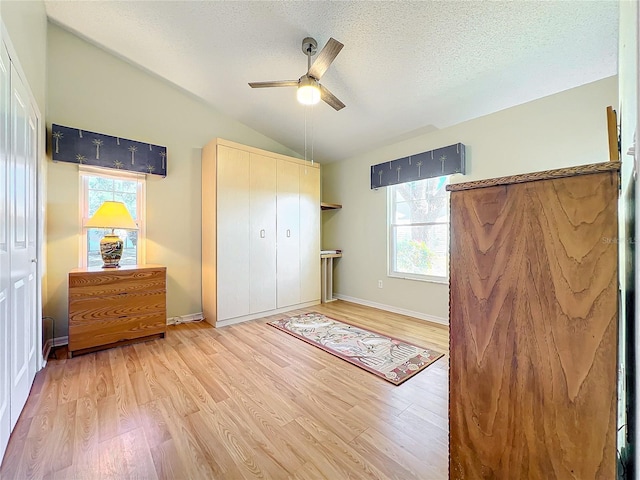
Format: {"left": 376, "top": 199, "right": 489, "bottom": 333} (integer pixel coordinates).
{"left": 215, "top": 301, "right": 321, "bottom": 328}
{"left": 42, "top": 338, "right": 52, "bottom": 366}
{"left": 388, "top": 272, "right": 449, "bottom": 285}
{"left": 52, "top": 335, "right": 69, "bottom": 347}
{"left": 333, "top": 294, "right": 449, "bottom": 326}
{"left": 167, "top": 312, "right": 204, "bottom": 325}
{"left": 78, "top": 165, "right": 146, "bottom": 180}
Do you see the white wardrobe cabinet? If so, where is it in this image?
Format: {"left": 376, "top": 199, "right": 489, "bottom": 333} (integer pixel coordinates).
{"left": 202, "top": 139, "right": 320, "bottom": 326}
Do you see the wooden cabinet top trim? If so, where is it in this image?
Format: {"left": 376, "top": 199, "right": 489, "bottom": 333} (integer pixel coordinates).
{"left": 446, "top": 161, "right": 621, "bottom": 192}
{"left": 205, "top": 138, "right": 320, "bottom": 169}
{"left": 70, "top": 264, "right": 166, "bottom": 275}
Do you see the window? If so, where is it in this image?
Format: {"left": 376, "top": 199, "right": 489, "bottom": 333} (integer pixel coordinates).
{"left": 79, "top": 168, "right": 146, "bottom": 267}
{"left": 388, "top": 176, "right": 449, "bottom": 282}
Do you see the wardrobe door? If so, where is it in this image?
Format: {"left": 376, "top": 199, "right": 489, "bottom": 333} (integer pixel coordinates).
{"left": 249, "top": 153, "right": 277, "bottom": 313}
{"left": 217, "top": 145, "right": 250, "bottom": 320}
{"left": 276, "top": 159, "right": 300, "bottom": 308}
{"left": 299, "top": 164, "right": 320, "bottom": 303}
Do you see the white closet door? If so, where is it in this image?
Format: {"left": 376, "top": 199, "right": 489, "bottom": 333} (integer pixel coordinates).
{"left": 276, "top": 159, "right": 300, "bottom": 308}
{"left": 249, "top": 153, "right": 277, "bottom": 313}
{"left": 299, "top": 165, "right": 320, "bottom": 303}
{"left": 217, "top": 145, "right": 250, "bottom": 320}
{"left": 0, "top": 42, "right": 11, "bottom": 460}
{"left": 9, "top": 65, "right": 37, "bottom": 429}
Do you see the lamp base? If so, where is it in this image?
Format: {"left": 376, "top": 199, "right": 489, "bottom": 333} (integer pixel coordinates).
{"left": 99, "top": 233, "right": 124, "bottom": 268}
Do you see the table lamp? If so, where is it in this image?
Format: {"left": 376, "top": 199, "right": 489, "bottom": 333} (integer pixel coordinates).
{"left": 85, "top": 201, "right": 138, "bottom": 268}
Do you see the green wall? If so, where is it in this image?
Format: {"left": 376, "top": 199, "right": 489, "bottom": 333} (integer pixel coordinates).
{"left": 321, "top": 76, "right": 618, "bottom": 324}
{"left": 45, "top": 23, "right": 300, "bottom": 337}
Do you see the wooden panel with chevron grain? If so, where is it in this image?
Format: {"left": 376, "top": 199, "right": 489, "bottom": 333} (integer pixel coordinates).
{"left": 449, "top": 170, "right": 618, "bottom": 479}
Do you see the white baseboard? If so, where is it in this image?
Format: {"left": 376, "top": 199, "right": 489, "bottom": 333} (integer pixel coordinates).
{"left": 333, "top": 294, "right": 449, "bottom": 326}
{"left": 167, "top": 312, "right": 204, "bottom": 326}
{"left": 42, "top": 339, "right": 53, "bottom": 364}
{"left": 53, "top": 335, "right": 69, "bottom": 347}
{"left": 215, "top": 300, "right": 320, "bottom": 328}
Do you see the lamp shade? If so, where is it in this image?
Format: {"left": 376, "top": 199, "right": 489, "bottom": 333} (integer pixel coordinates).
{"left": 86, "top": 201, "right": 137, "bottom": 268}
{"left": 297, "top": 76, "right": 321, "bottom": 105}
{"left": 85, "top": 201, "right": 138, "bottom": 230}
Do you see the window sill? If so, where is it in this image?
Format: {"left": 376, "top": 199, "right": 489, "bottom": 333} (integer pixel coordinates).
{"left": 388, "top": 272, "right": 449, "bottom": 285}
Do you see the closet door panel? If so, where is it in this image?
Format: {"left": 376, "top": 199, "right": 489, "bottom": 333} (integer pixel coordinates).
{"left": 249, "top": 153, "right": 277, "bottom": 313}
{"left": 9, "top": 67, "right": 37, "bottom": 429}
{"left": 217, "top": 145, "right": 250, "bottom": 320}
{"left": 0, "top": 41, "right": 11, "bottom": 462}
{"left": 299, "top": 165, "right": 320, "bottom": 303}
{"left": 276, "top": 159, "right": 300, "bottom": 308}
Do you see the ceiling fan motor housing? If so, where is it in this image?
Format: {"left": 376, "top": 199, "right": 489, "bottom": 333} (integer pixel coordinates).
{"left": 301, "top": 37, "right": 318, "bottom": 56}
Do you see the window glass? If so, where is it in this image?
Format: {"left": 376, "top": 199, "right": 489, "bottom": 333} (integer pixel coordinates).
{"left": 80, "top": 169, "right": 145, "bottom": 267}
{"left": 388, "top": 176, "right": 449, "bottom": 281}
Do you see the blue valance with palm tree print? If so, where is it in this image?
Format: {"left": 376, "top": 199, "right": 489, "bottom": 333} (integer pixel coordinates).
{"left": 370, "top": 143, "right": 465, "bottom": 189}
{"left": 51, "top": 124, "right": 167, "bottom": 177}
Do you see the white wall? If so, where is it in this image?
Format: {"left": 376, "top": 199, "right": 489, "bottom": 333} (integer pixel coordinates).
{"left": 46, "top": 23, "right": 301, "bottom": 337}
{"left": 322, "top": 76, "right": 618, "bottom": 323}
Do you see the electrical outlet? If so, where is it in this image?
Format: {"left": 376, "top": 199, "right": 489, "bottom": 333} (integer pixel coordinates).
{"left": 378, "top": 280, "right": 383, "bottom": 288}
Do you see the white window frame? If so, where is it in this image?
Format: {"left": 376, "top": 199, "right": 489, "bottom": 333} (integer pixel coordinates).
{"left": 387, "top": 176, "right": 449, "bottom": 284}
{"left": 79, "top": 166, "right": 146, "bottom": 268}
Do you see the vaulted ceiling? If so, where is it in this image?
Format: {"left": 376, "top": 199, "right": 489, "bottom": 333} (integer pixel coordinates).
{"left": 44, "top": 1, "right": 619, "bottom": 163}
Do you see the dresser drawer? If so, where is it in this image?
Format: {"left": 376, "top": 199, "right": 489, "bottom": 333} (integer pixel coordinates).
{"left": 69, "top": 290, "right": 166, "bottom": 322}
{"left": 68, "top": 312, "right": 166, "bottom": 351}
{"left": 69, "top": 268, "right": 165, "bottom": 298}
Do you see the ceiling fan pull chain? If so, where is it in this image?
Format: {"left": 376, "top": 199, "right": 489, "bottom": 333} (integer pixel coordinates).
{"left": 304, "top": 105, "right": 308, "bottom": 164}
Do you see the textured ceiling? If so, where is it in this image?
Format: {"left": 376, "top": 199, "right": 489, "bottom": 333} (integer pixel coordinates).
{"left": 44, "top": 1, "right": 619, "bottom": 163}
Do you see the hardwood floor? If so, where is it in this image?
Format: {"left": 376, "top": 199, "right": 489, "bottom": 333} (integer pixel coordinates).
{"left": 0, "top": 301, "right": 449, "bottom": 479}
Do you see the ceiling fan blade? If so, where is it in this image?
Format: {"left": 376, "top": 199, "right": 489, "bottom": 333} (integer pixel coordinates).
{"left": 248, "top": 80, "right": 298, "bottom": 88}
{"left": 320, "top": 84, "right": 345, "bottom": 111}
{"left": 308, "top": 38, "right": 343, "bottom": 80}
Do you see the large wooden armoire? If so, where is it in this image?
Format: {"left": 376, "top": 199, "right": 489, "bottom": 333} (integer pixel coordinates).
{"left": 448, "top": 162, "right": 620, "bottom": 479}
{"left": 201, "top": 138, "right": 321, "bottom": 326}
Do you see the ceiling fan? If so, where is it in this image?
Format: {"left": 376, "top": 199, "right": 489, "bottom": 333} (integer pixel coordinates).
{"left": 249, "top": 37, "right": 345, "bottom": 111}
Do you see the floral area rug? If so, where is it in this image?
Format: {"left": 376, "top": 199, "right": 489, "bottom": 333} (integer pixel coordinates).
{"left": 267, "top": 312, "right": 444, "bottom": 385}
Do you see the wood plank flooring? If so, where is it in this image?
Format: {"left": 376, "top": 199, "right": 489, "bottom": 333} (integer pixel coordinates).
{"left": 0, "top": 301, "right": 449, "bottom": 479}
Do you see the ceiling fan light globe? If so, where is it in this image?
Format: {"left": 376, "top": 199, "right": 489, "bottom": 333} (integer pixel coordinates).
{"left": 297, "top": 85, "right": 321, "bottom": 105}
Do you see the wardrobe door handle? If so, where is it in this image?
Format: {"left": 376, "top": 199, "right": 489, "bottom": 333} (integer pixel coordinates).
{"left": 260, "top": 229, "right": 265, "bottom": 238}
{"left": 286, "top": 229, "right": 291, "bottom": 238}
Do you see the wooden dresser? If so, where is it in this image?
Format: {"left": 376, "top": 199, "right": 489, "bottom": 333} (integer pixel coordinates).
{"left": 68, "top": 264, "right": 167, "bottom": 357}
{"left": 448, "top": 162, "right": 620, "bottom": 479}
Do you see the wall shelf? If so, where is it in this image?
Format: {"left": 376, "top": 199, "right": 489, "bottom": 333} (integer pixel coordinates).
{"left": 321, "top": 202, "right": 342, "bottom": 210}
